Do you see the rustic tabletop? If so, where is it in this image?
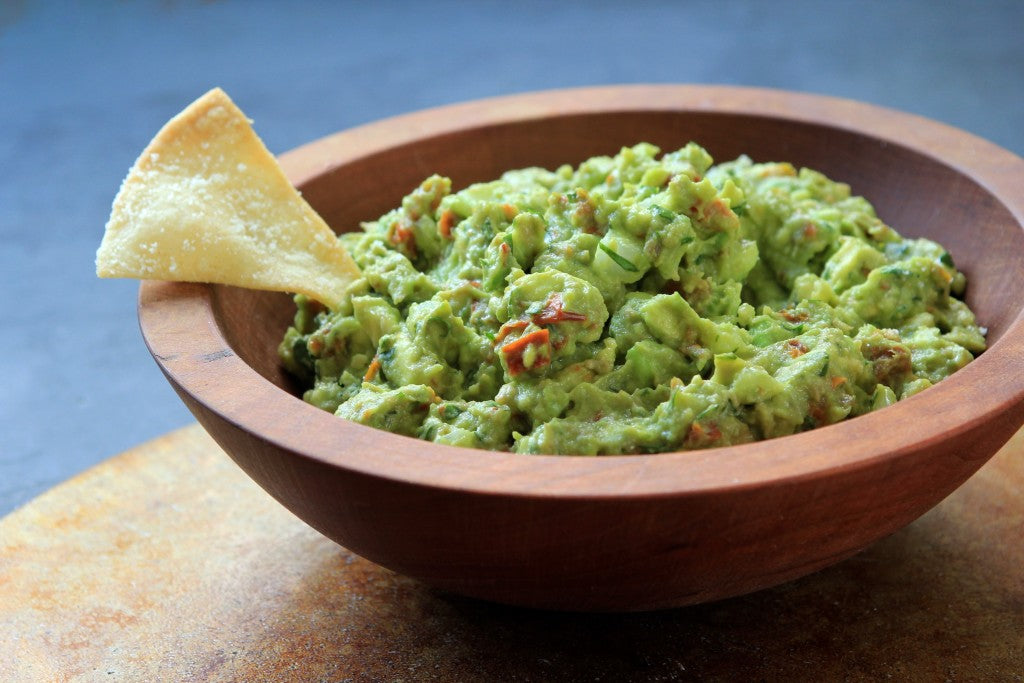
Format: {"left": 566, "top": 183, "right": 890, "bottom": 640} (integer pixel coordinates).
{"left": 2, "top": 423, "right": 1021, "bottom": 680}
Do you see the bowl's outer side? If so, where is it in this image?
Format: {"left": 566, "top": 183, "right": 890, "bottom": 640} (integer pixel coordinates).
{"left": 139, "top": 306, "right": 1024, "bottom": 610}
{"left": 139, "top": 85, "right": 1024, "bottom": 611}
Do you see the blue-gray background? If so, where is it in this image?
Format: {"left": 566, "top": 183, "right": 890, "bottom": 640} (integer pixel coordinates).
{"left": 2, "top": 0, "right": 1022, "bottom": 516}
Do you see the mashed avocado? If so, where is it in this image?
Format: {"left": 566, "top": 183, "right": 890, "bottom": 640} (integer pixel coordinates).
{"left": 279, "top": 143, "right": 986, "bottom": 454}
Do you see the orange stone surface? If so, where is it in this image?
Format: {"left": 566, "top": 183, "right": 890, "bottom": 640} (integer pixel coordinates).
{"left": 2, "top": 424, "right": 1022, "bottom": 680}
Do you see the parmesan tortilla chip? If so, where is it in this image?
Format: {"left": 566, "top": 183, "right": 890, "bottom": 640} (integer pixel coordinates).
{"left": 96, "top": 87, "right": 359, "bottom": 309}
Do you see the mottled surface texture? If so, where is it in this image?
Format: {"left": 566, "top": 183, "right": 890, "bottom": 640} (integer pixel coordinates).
{"left": 1, "top": 424, "right": 1021, "bottom": 681}
{"left": 2, "top": 0, "right": 1024, "bottom": 516}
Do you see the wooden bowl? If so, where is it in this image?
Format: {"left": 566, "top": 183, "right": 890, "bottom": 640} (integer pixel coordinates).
{"left": 138, "top": 85, "right": 1024, "bottom": 611}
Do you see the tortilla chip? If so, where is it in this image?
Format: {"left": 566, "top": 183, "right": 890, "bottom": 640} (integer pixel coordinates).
{"left": 96, "top": 87, "right": 359, "bottom": 309}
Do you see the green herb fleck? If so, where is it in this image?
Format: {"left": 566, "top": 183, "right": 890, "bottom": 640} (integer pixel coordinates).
{"left": 598, "top": 242, "right": 639, "bottom": 272}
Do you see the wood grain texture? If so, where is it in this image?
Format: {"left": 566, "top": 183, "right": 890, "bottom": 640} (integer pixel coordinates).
{"left": 137, "top": 86, "right": 1024, "bottom": 610}
{"left": 1, "top": 424, "right": 1021, "bottom": 680}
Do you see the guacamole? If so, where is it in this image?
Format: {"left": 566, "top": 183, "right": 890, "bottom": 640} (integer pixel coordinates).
{"left": 278, "top": 142, "right": 986, "bottom": 454}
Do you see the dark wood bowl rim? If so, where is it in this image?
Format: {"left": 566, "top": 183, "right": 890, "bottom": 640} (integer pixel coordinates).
{"left": 138, "top": 84, "right": 1024, "bottom": 499}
